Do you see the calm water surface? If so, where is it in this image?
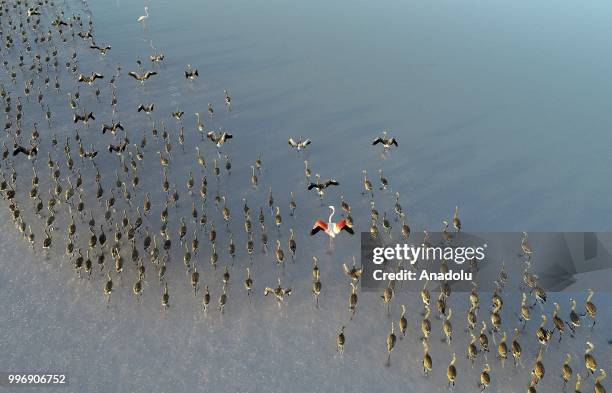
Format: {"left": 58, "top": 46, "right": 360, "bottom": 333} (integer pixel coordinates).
{"left": 1, "top": 1, "right": 612, "bottom": 392}
{"left": 91, "top": 0, "right": 612, "bottom": 232}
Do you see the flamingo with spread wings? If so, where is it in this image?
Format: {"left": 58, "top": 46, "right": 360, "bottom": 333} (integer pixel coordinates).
{"left": 311, "top": 206, "right": 354, "bottom": 238}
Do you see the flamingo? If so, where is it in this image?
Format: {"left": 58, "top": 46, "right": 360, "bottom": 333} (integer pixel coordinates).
{"left": 206, "top": 130, "right": 233, "bottom": 148}
{"left": 288, "top": 137, "right": 312, "bottom": 151}
{"left": 137, "top": 7, "right": 149, "bottom": 23}
{"left": 310, "top": 206, "right": 354, "bottom": 238}
{"left": 372, "top": 130, "right": 398, "bottom": 150}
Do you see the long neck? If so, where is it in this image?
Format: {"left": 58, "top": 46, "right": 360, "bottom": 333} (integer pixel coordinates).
{"left": 328, "top": 207, "right": 335, "bottom": 223}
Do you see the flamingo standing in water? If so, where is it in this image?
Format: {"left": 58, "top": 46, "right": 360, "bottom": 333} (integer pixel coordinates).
{"left": 310, "top": 206, "right": 354, "bottom": 242}
{"left": 138, "top": 7, "right": 149, "bottom": 23}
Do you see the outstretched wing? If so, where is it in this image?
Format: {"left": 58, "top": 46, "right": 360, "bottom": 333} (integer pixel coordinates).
{"left": 303, "top": 139, "right": 311, "bottom": 147}
{"left": 310, "top": 220, "right": 328, "bottom": 235}
{"left": 128, "top": 72, "right": 141, "bottom": 80}
{"left": 372, "top": 138, "right": 382, "bottom": 145}
{"left": 325, "top": 179, "right": 339, "bottom": 187}
{"left": 12, "top": 146, "right": 26, "bottom": 156}
{"left": 391, "top": 138, "right": 398, "bottom": 146}
{"left": 336, "top": 220, "right": 354, "bottom": 235}
{"left": 288, "top": 138, "right": 297, "bottom": 148}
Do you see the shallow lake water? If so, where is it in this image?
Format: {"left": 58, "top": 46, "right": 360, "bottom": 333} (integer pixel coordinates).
{"left": 0, "top": 0, "right": 611, "bottom": 392}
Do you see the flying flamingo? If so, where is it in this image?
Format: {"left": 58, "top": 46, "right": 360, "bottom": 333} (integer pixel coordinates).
{"left": 310, "top": 206, "right": 354, "bottom": 240}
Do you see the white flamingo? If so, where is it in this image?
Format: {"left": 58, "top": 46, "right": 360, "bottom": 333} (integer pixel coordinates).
{"left": 137, "top": 6, "right": 149, "bottom": 23}
{"left": 310, "top": 206, "right": 354, "bottom": 239}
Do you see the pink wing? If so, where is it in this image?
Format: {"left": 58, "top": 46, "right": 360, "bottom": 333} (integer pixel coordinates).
{"left": 310, "top": 220, "right": 328, "bottom": 236}
{"left": 335, "top": 220, "right": 354, "bottom": 235}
